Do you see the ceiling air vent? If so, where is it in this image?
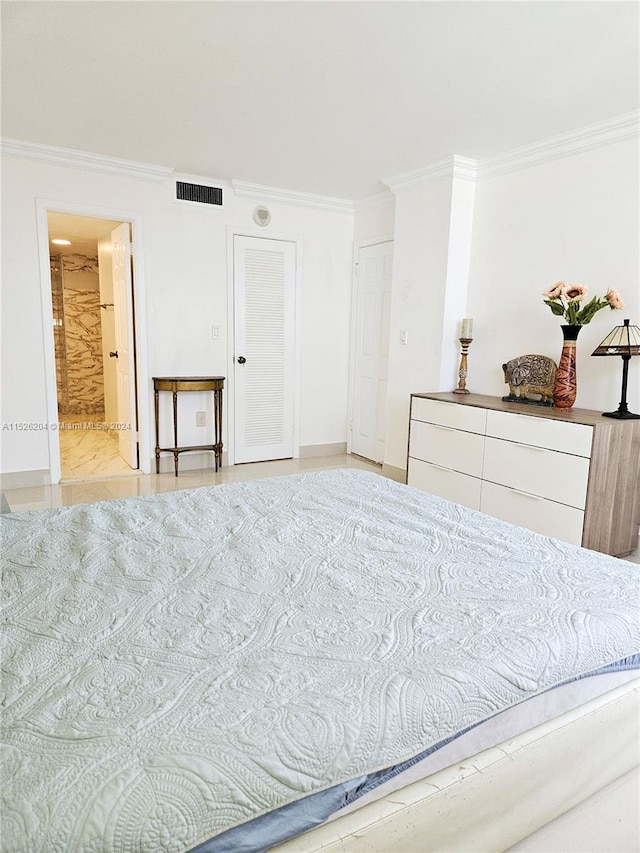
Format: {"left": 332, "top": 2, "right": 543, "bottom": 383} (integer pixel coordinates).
{"left": 176, "top": 181, "right": 223, "bottom": 206}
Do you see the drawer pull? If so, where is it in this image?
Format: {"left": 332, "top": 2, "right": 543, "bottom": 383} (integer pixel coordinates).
{"left": 431, "top": 424, "right": 455, "bottom": 432}
{"left": 508, "top": 487, "right": 542, "bottom": 501}
{"left": 428, "top": 462, "right": 453, "bottom": 472}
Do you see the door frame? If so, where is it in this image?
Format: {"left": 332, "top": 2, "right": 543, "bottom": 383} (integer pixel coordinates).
{"left": 36, "top": 198, "right": 151, "bottom": 483}
{"left": 347, "top": 235, "right": 394, "bottom": 457}
{"left": 225, "top": 226, "right": 303, "bottom": 466}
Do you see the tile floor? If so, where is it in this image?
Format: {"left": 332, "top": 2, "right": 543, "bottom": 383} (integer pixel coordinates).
{"left": 58, "top": 415, "right": 135, "bottom": 479}
{"left": 1, "top": 453, "right": 383, "bottom": 513}
{"left": 1, "top": 452, "right": 638, "bottom": 852}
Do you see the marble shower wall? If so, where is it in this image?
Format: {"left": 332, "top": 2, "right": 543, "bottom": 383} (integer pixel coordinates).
{"left": 51, "top": 256, "right": 68, "bottom": 410}
{"left": 52, "top": 253, "right": 106, "bottom": 416}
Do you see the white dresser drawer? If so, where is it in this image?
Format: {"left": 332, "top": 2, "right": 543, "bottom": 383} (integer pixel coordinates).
{"left": 409, "top": 419, "right": 484, "bottom": 478}
{"left": 411, "top": 398, "right": 486, "bottom": 434}
{"left": 408, "top": 458, "right": 482, "bottom": 511}
{"left": 480, "top": 481, "right": 584, "bottom": 546}
{"left": 486, "top": 410, "right": 593, "bottom": 457}
{"left": 483, "top": 436, "right": 589, "bottom": 509}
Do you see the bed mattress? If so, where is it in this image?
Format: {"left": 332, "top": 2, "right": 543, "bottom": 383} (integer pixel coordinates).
{"left": 2, "top": 469, "right": 638, "bottom": 852}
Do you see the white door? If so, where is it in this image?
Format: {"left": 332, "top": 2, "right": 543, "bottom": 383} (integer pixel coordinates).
{"left": 351, "top": 241, "right": 393, "bottom": 463}
{"left": 233, "top": 235, "right": 296, "bottom": 464}
{"left": 110, "top": 223, "right": 138, "bottom": 469}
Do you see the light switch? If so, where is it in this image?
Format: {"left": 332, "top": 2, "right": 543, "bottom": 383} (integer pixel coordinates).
{"left": 400, "top": 329, "right": 408, "bottom": 345}
{"left": 212, "top": 325, "right": 220, "bottom": 339}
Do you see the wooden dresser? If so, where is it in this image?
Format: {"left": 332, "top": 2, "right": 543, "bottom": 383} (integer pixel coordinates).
{"left": 407, "top": 392, "right": 640, "bottom": 557}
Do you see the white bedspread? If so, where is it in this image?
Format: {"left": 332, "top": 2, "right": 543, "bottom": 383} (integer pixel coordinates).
{"left": 1, "top": 469, "right": 638, "bottom": 852}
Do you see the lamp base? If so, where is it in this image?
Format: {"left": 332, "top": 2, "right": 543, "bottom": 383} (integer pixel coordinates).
{"left": 602, "top": 409, "right": 640, "bottom": 419}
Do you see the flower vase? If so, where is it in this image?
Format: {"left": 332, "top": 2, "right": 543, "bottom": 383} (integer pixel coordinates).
{"left": 553, "top": 324, "right": 581, "bottom": 409}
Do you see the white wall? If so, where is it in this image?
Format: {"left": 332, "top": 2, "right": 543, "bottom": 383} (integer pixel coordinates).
{"left": 384, "top": 174, "right": 475, "bottom": 471}
{"left": 353, "top": 193, "right": 395, "bottom": 245}
{"left": 382, "top": 137, "right": 639, "bottom": 474}
{"left": 439, "top": 177, "right": 475, "bottom": 390}
{"left": 0, "top": 155, "right": 354, "bottom": 477}
{"left": 2, "top": 134, "right": 637, "bottom": 481}
{"left": 467, "top": 138, "right": 640, "bottom": 413}
{"left": 384, "top": 178, "right": 454, "bottom": 470}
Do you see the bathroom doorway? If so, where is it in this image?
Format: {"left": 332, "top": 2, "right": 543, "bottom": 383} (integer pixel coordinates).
{"left": 48, "top": 212, "right": 139, "bottom": 480}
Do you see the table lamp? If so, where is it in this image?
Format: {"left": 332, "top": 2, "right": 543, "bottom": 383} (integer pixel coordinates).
{"left": 591, "top": 318, "right": 640, "bottom": 419}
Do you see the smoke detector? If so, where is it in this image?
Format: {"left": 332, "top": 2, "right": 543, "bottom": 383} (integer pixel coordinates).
{"left": 252, "top": 206, "right": 271, "bottom": 227}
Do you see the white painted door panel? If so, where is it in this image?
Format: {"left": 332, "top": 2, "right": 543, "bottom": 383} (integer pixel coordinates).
{"left": 110, "top": 223, "right": 137, "bottom": 469}
{"left": 352, "top": 241, "right": 393, "bottom": 462}
{"left": 234, "top": 236, "right": 296, "bottom": 464}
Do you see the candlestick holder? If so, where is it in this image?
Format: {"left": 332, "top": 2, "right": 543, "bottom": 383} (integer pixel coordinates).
{"left": 453, "top": 337, "right": 473, "bottom": 394}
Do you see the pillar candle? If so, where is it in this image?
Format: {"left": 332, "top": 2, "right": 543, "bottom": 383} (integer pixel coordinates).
{"left": 461, "top": 318, "right": 473, "bottom": 338}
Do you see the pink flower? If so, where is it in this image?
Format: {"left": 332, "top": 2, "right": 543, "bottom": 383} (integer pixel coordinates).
{"left": 543, "top": 281, "right": 626, "bottom": 324}
{"left": 543, "top": 281, "right": 565, "bottom": 300}
{"left": 605, "top": 288, "right": 624, "bottom": 310}
{"left": 564, "top": 283, "right": 588, "bottom": 303}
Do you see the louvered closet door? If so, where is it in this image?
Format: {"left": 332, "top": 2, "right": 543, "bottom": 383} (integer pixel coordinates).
{"left": 233, "top": 236, "right": 296, "bottom": 463}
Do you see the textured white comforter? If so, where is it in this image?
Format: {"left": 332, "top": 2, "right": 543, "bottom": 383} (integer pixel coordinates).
{"left": 1, "top": 469, "right": 638, "bottom": 852}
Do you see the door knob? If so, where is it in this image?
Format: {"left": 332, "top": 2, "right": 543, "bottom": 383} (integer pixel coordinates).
{"left": 237, "top": 356, "right": 246, "bottom": 364}
{"left": 109, "top": 351, "right": 119, "bottom": 358}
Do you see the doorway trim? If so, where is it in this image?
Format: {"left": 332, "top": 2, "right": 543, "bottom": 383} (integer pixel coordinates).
{"left": 225, "top": 226, "right": 303, "bottom": 466}
{"left": 36, "top": 198, "right": 151, "bottom": 483}
{"left": 347, "top": 234, "right": 394, "bottom": 457}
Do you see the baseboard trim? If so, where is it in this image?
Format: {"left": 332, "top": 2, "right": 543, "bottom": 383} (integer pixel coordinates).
{"left": 382, "top": 463, "right": 406, "bottom": 483}
{"left": 299, "top": 442, "right": 347, "bottom": 458}
{"left": 0, "top": 469, "right": 52, "bottom": 489}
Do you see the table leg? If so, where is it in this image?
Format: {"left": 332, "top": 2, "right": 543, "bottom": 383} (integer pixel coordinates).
{"left": 154, "top": 389, "right": 160, "bottom": 474}
{"left": 213, "top": 389, "right": 222, "bottom": 471}
{"left": 173, "top": 391, "right": 179, "bottom": 477}
{"left": 219, "top": 387, "right": 223, "bottom": 469}
{"left": 214, "top": 389, "right": 220, "bottom": 471}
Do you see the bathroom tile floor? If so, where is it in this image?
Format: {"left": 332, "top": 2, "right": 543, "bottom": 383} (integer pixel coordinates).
{"left": 58, "top": 415, "right": 135, "bottom": 479}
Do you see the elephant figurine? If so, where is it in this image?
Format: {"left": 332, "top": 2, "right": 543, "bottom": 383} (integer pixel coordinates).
{"left": 502, "top": 354, "right": 557, "bottom": 406}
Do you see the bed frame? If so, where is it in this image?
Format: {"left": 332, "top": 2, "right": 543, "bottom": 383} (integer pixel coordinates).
{"left": 274, "top": 680, "right": 640, "bottom": 852}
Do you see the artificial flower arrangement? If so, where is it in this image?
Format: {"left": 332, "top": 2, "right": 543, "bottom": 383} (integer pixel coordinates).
{"left": 542, "top": 281, "right": 624, "bottom": 325}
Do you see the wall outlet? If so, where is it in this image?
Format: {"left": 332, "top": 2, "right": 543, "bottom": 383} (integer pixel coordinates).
{"left": 196, "top": 411, "right": 207, "bottom": 427}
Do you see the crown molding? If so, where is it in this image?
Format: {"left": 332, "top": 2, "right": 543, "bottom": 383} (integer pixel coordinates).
{"left": 0, "top": 138, "right": 174, "bottom": 182}
{"left": 4, "top": 111, "right": 637, "bottom": 201}
{"left": 231, "top": 179, "right": 354, "bottom": 213}
{"left": 174, "top": 171, "right": 228, "bottom": 189}
{"left": 383, "top": 156, "right": 478, "bottom": 194}
{"left": 354, "top": 189, "right": 395, "bottom": 211}
{"left": 477, "top": 111, "right": 640, "bottom": 179}
{"left": 383, "top": 113, "right": 639, "bottom": 192}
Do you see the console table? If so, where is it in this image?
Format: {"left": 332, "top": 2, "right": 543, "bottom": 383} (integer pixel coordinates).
{"left": 153, "top": 376, "right": 224, "bottom": 476}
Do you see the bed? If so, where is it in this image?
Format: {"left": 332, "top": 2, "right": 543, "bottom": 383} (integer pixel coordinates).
{"left": 1, "top": 468, "right": 638, "bottom": 852}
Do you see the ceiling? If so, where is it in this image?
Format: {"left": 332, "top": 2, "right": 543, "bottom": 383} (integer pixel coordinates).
{"left": 48, "top": 213, "right": 123, "bottom": 257}
{"left": 2, "top": 1, "right": 638, "bottom": 199}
